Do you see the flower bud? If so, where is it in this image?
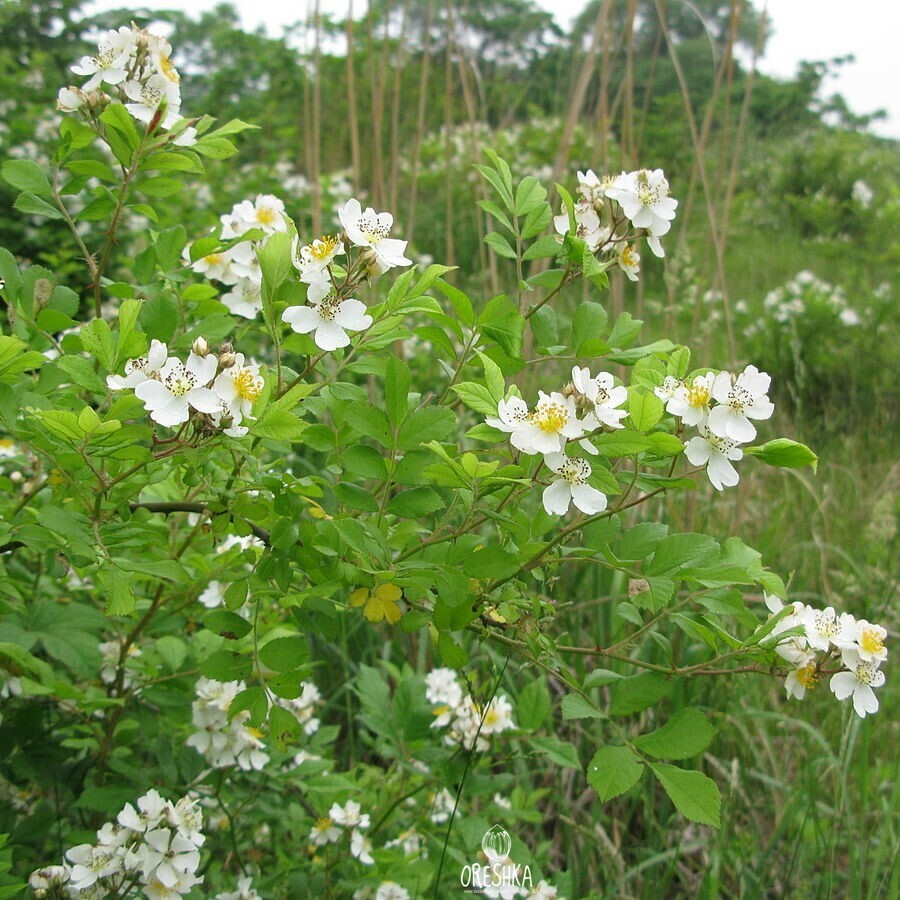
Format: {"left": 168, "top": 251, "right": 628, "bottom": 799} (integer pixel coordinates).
{"left": 191, "top": 336, "right": 209, "bottom": 357}
{"left": 218, "top": 342, "right": 236, "bottom": 369}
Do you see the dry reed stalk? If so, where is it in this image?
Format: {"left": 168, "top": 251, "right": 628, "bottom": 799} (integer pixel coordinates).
{"left": 653, "top": 0, "right": 737, "bottom": 365}
{"left": 553, "top": 0, "right": 615, "bottom": 185}
{"left": 403, "top": 0, "right": 434, "bottom": 245}
{"left": 443, "top": 15, "right": 455, "bottom": 267}
{"left": 300, "top": 5, "right": 315, "bottom": 238}
{"left": 720, "top": 3, "right": 767, "bottom": 250}
{"left": 310, "top": 0, "right": 323, "bottom": 236}
{"left": 387, "top": 0, "right": 411, "bottom": 216}
{"left": 366, "top": 0, "right": 389, "bottom": 206}
{"left": 447, "top": 0, "right": 495, "bottom": 294}
{"left": 345, "top": 0, "right": 362, "bottom": 193}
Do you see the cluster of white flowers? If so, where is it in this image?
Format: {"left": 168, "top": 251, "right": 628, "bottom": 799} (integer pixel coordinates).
{"left": 488, "top": 365, "right": 629, "bottom": 516}
{"left": 187, "top": 193, "right": 288, "bottom": 319}
{"left": 281, "top": 198, "right": 411, "bottom": 351}
{"left": 29, "top": 789, "right": 204, "bottom": 899}
{"left": 766, "top": 596, "right": 888, "bottom": 718}
{"left": 107, "top": 338, "right": 263, "bottom": 435}
{"left": 554, "top": 167, "right": 678, "bottom": 281}
{"left": 186, "top": 677, "right": 269, "bottom": 771}
{"left": 654, "top": 363, "right": 774, "bottom": 491}
{"left": 308, "top": 799, "right": 375, "bottom": 864}
{"left": 755, "top": 270, "right": 862, "bottom": 329}
{"left": 59, "top": 25, "right": 195, "bottom": 145}
{"left": 425, "top": 668, "right": 516, "bottom": 751}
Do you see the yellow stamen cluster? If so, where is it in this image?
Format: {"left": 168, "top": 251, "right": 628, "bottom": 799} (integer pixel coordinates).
{"left": 860, "top": 626, "right": 886, "bottom": 657}
{"left": 621, "top": 245, "right": 638, "bottom": 267}
{"left": 796, "top": 663, "right": 819, "bottom": 690}
{"left": 532, "top": 402, "right": 568, "bottom": 434}
{"left": 687, "top": 382, "right": 710, "bottom": 408}
{"left": 160, "top": 54, "right": 180, "bottom": 83}
{"left": 232, "top": 368, "right": 263, "bottom": 403}
{"left": 308, "top": 235, "right": 340, "bottom": 260}
{"left": 256, "top": 207, "right": 277, "bottom": 226}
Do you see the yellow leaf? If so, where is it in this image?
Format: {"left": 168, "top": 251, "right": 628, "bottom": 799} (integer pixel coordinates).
{"left": 373, "top": 583, "right": 402, "bottom": 603}
{"left": 349, "top": 588, "right": 369, "bottom": 608}
{"left": 364, "top": 583, "right": 403, "bottom": 625}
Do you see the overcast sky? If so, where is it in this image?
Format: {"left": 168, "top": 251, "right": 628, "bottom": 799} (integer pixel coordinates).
{"left": 85, "top": 0, "right": 900, "bottom": 138}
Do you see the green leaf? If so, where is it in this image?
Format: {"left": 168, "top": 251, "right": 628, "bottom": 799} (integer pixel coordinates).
{"left": 609, "top": 672, "right": 672, "bottom": 716}
{"left": 385, "top": 356, "right": 412, "bottom": 428}
{"left": 205, "top": 610, "right": 252, "bottom": 640}
{"left": 259, "top": 636, "right": 308, "bottom": 672}
{"left": 100, "top": 104, "right": 140, "bottom": 152}
{"left": 561, "top": 693, "right": 606, "bottom": 721}
{"left": 397, "top": 406, "right": 456, "bottom": 450}
{"left": 647, "top": 533, "right": 719, "bottom": 576}
{"left": 0, "top": 336, "right": 44, "bottom": 381}
{"left": 155, "top": 636, "right": 187, "bottom": 672}
{"left": 464, "top": 546, "right": 520, "bottom": 579}
{"left": 435, "top": 279, "right": 474, "bottom": 327}
{"left": 97, "top": 566, "right": 136, "bottom": 616}
{"left": 485, "top": 231, "right": 517, "bottom": 260}
{"left": 631, "top": 576, "right": 675, "bottom": 613}
{"left": 192, "top": 137, "right": 239, "bottom": 159}
{"left": 529, "top": 736, "right": 581, "bottom": 770}
{"left": 627, "top": 388, "right": 664, "bottom": 432}
{"left": 258, "top": 230, "right": 293, "bottom": 313}
{"left": 608, "top": 311, "right": 643, "bottom": 348}
{"left": 514, "top": 175, "right": 547, "bottom": 216}
{"left": 13, "top": 192, "right": 64, "bottom": 220}
{"left": 230, "top": 687, "right": 268, "bottom": 727}
{"left": 478, "top": 199, "right": 514, "bottom": 233}
{"left": 385, "top": 487, "right": 445, "bottom": 518}
{"left": 344, "top": 405, "right": 392, "bottom": 448}
{"left": 476, "top": 350, "right": 505, "bottom": 401}
{"left": 649, "top": 763, "right": 721, "bottom": 827}
{"left": 451, "top": 382, "right": 498, "bottom": 416}
{"left": 437, "top": 632, "right": 468, "bottom": 667}
{"left": 582, "top": 669, "right": 623, "bottom": 689}
{"left": 479, "top": 295, "right": 525, "bottom": 358}
{"left": 592, "top": 431, "right": 653, "bottom": 457}
{"left": 634, "top": 709, "right": 717, "bottom": 760}
{"left": 474, "top": 162, "right": 514, "bottom": 210}
{"left": 645, "top": 432, "right": 685, "bottom": 457}
{"left": 521, "top": 234, "right": 560, "bottom": 260}
{"left": 252, "top": 411, "right": 306, "bottom": 441}
{"left": 618, "top": 522, "right": 669, "bottom": 560}
{"left": 200, "top": 649, "right": 252, "bottom": 681}
{"left": 333, "top": 482, "right": 379, "bottom": 512}
{"left": 140, "top": 292, "right": 179, "bottom": 342}
{"left": 744, "top": 439, "right": 818, "bottom": 473}
{"left": 516, "top": 678, "right": 551, "bottom": 730}
{"left": 2, "top": 160, "right": 52, "bottom": 196}
{"left": 80, "top": 318, "right": 116, "bottom": 371}
{"left": 572, "top": 302, "right": 608, "bottom": 351}
{"left": 137, "top": 176, "right": 183, "bottom": 198}
{"left": 268, "top": 704, "right": 301, "bottom": 748}
{"left": 587, "top": 746, "right": 644, "bottom": 801}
